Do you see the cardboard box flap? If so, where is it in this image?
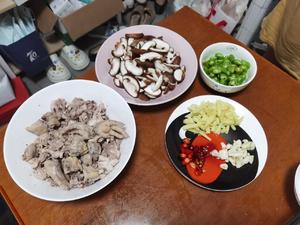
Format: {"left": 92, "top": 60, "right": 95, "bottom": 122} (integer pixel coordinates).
{"left": 62, "top": 0, "right": 123, "bottom": 41}
{"left": 28, "top": 0, "right": 58, "bottom": 34}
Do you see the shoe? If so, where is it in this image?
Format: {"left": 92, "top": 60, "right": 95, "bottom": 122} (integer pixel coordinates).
{"left": 124, "top": 4, "right": 144, "bottom": 26}
{"left": 141, "top": 1, "right": 156, "bottom": 24}
{"left": 61, "top": 45, "right": 90, "bottom": 71}
{"left": 154, "top": 0, "right": 167, "bottom": 15}
{"left": 123, "top": 0, "right": 135, "bottom": 11}
{"left": 47, "top": 54, "right": 71, "bottom": 83}
{"left": 136, "top": 0, "right": 147, "bottom": 5}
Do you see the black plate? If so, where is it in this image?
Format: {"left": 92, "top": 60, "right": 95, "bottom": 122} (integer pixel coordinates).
{"left": 165, "top": 113, "right": 259, "bottom": 191}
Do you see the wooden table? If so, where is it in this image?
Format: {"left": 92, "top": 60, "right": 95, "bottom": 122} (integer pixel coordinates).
{"left": 1, "top": 7, "right": 300, "bottom": 225}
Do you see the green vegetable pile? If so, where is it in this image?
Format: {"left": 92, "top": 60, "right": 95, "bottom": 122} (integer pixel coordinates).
{"left": 202, "top": 53, "right": 250, "bottom": 86}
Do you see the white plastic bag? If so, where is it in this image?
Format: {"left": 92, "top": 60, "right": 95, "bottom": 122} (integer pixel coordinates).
{"left": 173, "top": 0, "right": 212, "bottom": 17}
{"left": 191, "top": 0, "right": 212, "bottom": 17}
{"left": 208, "top": 4, "right": 238, "bottom": 34}
{"left": 208, "top": 0, "right": 249, "bottom": 34}
{"left": 222, "top": 0, "right": 249, "bottom": 22}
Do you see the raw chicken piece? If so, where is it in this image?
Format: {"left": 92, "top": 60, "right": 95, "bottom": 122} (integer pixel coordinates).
{"left": 44, "top": 159, "right": 69, "bottom": 190}
{"left": 81, "top": 154, "right": 93, "bottom": 166}
{"left": 63, "top": 135, "right": 88, "bottom": 157}
{"left": 67, "top": 98, "right": 97, "bottom": 122}
{"left": 94, "top": 120, "right": 128, "bottom": 139}
{"left": 97, "top": 155, "right": 119, "bottom": 174}
{"left": 82, "top": 165, "right": 104, "bottom": 184}
{"left": 51, "top": 98, "right": 67, "bottom": 118}
{"left": 22, "top": 143, "right": 37, "bottom": 161}
{"left": 88, "top": 103, "right": 108, "bottom": 126}
{"left": 42, "top": 112, "right": 60, "bottom": 128}
{"left": 101, "top": 141, "right": 121, "bottom": 160}
{"left": 26, "top": 120, "right": 47, "bottom": 136}
{"left": 23, "top": 98, "right": 128, "bottom": 190}
{"left": 34, "top": 167, "right": 48, "bottom": 180}
{"left": 62, "top": 156, "right": 82, "bottom": 174}
{"left": 60, "top": 123, "right": 92, "bottom": 140}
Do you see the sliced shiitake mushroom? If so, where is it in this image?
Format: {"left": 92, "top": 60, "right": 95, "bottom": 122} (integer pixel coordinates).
{"left": 174, "top": 68, "right": 184, "bottom": 83}
{"left": 131, "top": 48, "right": 148, "bottom": 58}
{"left": 164, "top": 63, "right": 180, "bottom": 69}
{"left": 125, "top": 60, "right": 143, "bottom": 76}
{"left": 109, "top": 33, "right": 186, "bottom": 101}
{"left": 113, "top": 74, "right": 123, "bottom": 88}
{"left": 141, "top": 41, "right": 156, "bottom": 50}
{"left": 120, "top": 37, "right": 127, "bottom": 49}
{"left": 149, "top": 48, "right": 169, "bottom": 54}
{"left": 166, "top": 50, "right": 176, "bottom": 64}
{"left": 127, "top": 38, "right": 134, "bottom": 46}
{"left": 130, "top": 39, "right": 142, "bottom": 48}
{"left": 125, "top": 33, "right": 144, "bottom": 39}
{"left": 153, "top": 38, "right": 170, "bottom": 52}
{"left": 122, "top": 75, "right": 140, "bottom": 98}
{"left": 154, "top": 60, "right": 173, "bottom": 73}
{"left": 162, "top": 71, "right": 176, "bottom": 84}
{"left": 143, "top": 35, "right": 156, "bottom": 40}
{"left": 168, "top": 82, "right": 176, "bottom": 90}
{"left": 109, "top": 58, "right": 120, "bottom": 76}
{"left": 138, "top": 93, "right": 150, "bottom": 101}
{"left": 135, "top": 59, "right": 154, "bottom": 69}
{"left": 112, "top": 43, "right": 125, "bottom": 57}
{"left": 144, "top": 83, "right": 162, "bottom": 98}
{"left": 146, "top": 68, "right": 159, "bottom": 81}
{"left": 120, "top": 61, "right": 128, "bottom": 76}
{"left": 172, "top": 56, "right": 181, "bottom": 65}
{"left": 152, "top": 75, "right": 163, "bottom": 91}
{"left": 140, "top": 52, "right": 163, "bottom": 62}
{"left": 163, "top": 86, "right": 169, "bottom": 94}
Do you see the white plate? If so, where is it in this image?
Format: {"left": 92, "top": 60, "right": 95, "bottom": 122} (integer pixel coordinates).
{"left": 295, "top": 165, "right": 300, "bottom": 206}
{"left": 4, "top": 80, "right": 136, "bottom": 201}
{"left": 165, "top": 95, "right": 268, "bottom": 191}
{"left": 95, "top": 25, "right": 198, "bottom": 106}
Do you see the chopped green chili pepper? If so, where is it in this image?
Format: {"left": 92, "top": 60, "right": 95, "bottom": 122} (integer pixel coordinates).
{"left": 203, "top": 53, "right": 250, "bottom": 86}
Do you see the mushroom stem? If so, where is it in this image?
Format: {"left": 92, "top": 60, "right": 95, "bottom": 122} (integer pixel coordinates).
{"left": 125, "top": 60, "right": 143, "bottom": 76}
{"left": 109, "top": 58, "right": 121, "bottom": 76}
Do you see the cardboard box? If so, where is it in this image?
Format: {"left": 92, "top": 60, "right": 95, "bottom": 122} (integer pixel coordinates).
{"left": 29, "top": 0, "right": 123, "bottom": 41}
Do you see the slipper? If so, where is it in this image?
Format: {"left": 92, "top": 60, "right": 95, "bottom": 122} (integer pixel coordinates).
{"left": 123, "top": 4, "right": 144, "bottom": 26}
{"left": 61, "top": 45, "right": 90, "bottom": 71}
{"left": 136, "top": 0, "right": 147, "bottom": 5}
{"left": 154, "top": 0, "right": 167, "bottom": 15}
{"left": 141, "top": 1, "right": 156, "bottom": 24}
{"left": 123, "top": 0, "right": 135, "bottom": 11}
{"left": 130, "top": 13, "right": 141, "bottom": 26}
{"left": 47, "top": 54, "right": 71, "bottom": 83}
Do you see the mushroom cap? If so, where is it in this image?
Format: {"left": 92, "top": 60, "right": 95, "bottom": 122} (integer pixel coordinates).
{"left": 122, "top": 75, "right": 140, "bottom": 98}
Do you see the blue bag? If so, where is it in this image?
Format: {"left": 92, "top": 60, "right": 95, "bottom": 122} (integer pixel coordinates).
{"left": 0, "top": 31, "right": 52, "bottom": 77}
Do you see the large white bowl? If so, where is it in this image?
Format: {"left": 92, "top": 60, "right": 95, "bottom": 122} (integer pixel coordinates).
{"left": 3, "top": 80, "right": 136, "bottom": 201}
{"left": 199, "top": 42, "right": 257, "bottom": 93}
